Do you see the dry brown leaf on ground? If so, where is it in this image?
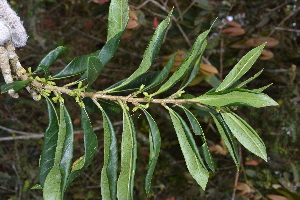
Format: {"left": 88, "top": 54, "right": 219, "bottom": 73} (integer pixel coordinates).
{"left": 259, "top": 49, "right": 274, "bottom": 60}
{"left": 225, "top": 20, "right": 242, "bottom": 28}
{"left": 266, "top": 194, "right": 288, "bottom": 200}
{"left": 221, "top": 27, "right": 246, "bottom": 37}
{"left": 245, "top": 37, "right": 279, "bottom": 48}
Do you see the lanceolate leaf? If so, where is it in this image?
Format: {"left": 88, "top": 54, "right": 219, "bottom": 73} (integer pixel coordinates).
{"left": 66, "top": 107, "right": 98, "bottom": 186}
{"left": 151, "top": 30, "right": 210, "bottom": 97}
{"left": 34, "top": 46, "right": 67, "bottom": 73}
{"left": 79, "top": 31, "right": 125, "bottom": 82}
{"left": 86, "top": 56, "right": 103, "bottom": 86}
{"left": 180, "top": 106, "right": 215, "bottom": 171}
{"left": 190, "top": 89, "right": 278, "bottom": 108}
{"left": 142, "top": 109, "right": 161, "bottom": 195}
{"left": 105, "top": 10, "right": 173, "bottom": 93}
{"left": 143, "top": 54, "right": 176, "bottom": 91}
{"left": 167, "top": 107, "right": 209, "bottom": 189}
{"left": 179, "top": 40, "right": 207, "bottom": 90}
{"left": 59, "top": 106, "right": 74, "bottom": 194}
{"left": 235, "top": 69, "right": 264, "bottom": 89}
{"left": 107, "top": 0, "right": 129, "bottom": 41}
{"left": 216, "top": 43, "right": 265, "bottom": 92}
{"left": 1, "top": 79, "right": 30, "bottom": 93}
{"left": 106, "top": 72, "right": 159, "bottom": 95}
{"left": 221, "top": 111, "right": 267, "bottom": 161}
{"left": 52, "top": 51, "right": 99, "bottom": 79}
{"left": 117, "top": 101, "right": 137, "bottom": 200}
{"left": 253, "top": 83, "right": 273, "bottom": 92}
{"left": 39, "top": 97, "right": 59, "bottom": 187}
{"left": 43, "top": 102, "right": 67, "bottom": 200}
{"left": 209, "top": 112, "right": 239, "bottom": 167}
{"left": 94, "top": 102, "right": 118, "bottom": 200}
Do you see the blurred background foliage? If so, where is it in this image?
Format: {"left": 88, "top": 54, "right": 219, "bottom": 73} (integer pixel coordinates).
{"left": 0, "top": 0, "right": 299, "bottom": 199}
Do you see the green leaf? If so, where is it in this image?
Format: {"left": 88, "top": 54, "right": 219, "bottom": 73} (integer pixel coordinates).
{"left": 190, "top": 88, "right": 279, "bottom": 108}
{"left": 36, "top": 65, "right": 50, "bottom": 79}
{"left": 94, "top": 102, "right": 118, "bottom": 200}
{"left": 66, "top": 107, "right": 98, "bottom": 186}
{"left": 52, "top": 51, "right": 99, "bottom": 79}
{"left": 1, "top": 79, "right": 30, "bottom": 93}
{"left": 59, "top": 106, "right": 74, "bottom": 194}
{"left": 179, "top": 40, "right": 207, "bottom": 90}
{"left": 180, "top": 106, "right": 215, "bottom": 171}
{"left": 167, "top": 107, "right": 209, "bottom": 189}
{"left": 107, "top": 0, "right": 129, "bottom": 41}
{"left": 235, "top": 69, "right": 264, "bottom": 89}
{"left": 204, "top": 75, "right": 221, "bottom": 88}
{"left": 86, "top": 56, "right": 103, "bottom": 86}
{"left": 43, "top": 102, "right": 68, "bottom": 200}
{"left": 34, "top": 46, "right": 67, "bottom": 73}
{"left": 195, "top": 0, "right": 214, "bottom": 10}
{"left": 117, "top": 101, "right": 137, "bottom": 200}
{"left": 83, "top": 97, "right": 121, "bottom": 115}
{"left": 105, "top": 10, "right": 173, "bottom": 93}
{"left": 151, "top": 30, "right": 210, "bottom": 97}
{"left": 39, "top": 97, "right": 59, "bottom": 187}
{"left": 78, "top": 31, "right": 124, "bottom": 82}
{"left": 106, "top": 72, "right": 159, "bottom": 95}
{"left": 216, "top": 44, "right": 265, "bottom": 92}
{"left": 143, "top": 54, "right": 176, "bottom": 91}
{"left": 209, "top": 112, "right": 239, "bottom": 168}
{"left": 221, "top": 111, "right": 267, "bottom": 161}
{"left": 142, "top": 109, "right": 161, "bottom": 195}
{"left": 253, "top": 83, "right": 273, "bottom": 92}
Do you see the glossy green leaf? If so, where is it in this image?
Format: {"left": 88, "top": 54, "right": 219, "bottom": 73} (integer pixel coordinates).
{"left": 94, "top": 102, "right": 118, "bottom": 200}
{"left": 117, "top": 101, "right": 137, "bottom": 200}
{"left": 143, "top": 54, "right": 176, "bottom": 91}
{"left": 142, "top": 109, "right": 161, "bottom": 195}
{"left": 79, "top": 31, "right": 124, "bottom": 82}
{"left": 66, "top": 107, "right": 98, "bottom": 186}
{"left": 209, "top": 112, "right": 239, "bottom": 167}
{"left": 86, "top": 56, "right": 103, "bottom": 86}
{"left": 36, "top": 65, "right": 50, "bottom": 78}
{"left": 52, "top": 51, "right": 99, "bottom": 79}
{"left": 253, "top": 83, "right": 273, "bottom": 92}
{"left": 204, "top": 75, "right": 221, "bottom": 88}
{"left": 228, "top": 111, "right": 265, "bottom": 148}
{"left": 181, "top": 106, "right": 215, "bottom": 171}
{"left": 195, "top": 0, "right": 214, "bottom": 10}
{"left": 235, "top": 69, "right": 264, "bottom": 89}
{"left": 106, "top": 72, "right": 159, "bottom": 95}
{"left": 190, "top": 89, "right": 278, "bottom": 108}
{"left": 107, "top": 0, "right": 129, "bottom": 41}
{"left": 43, "top": 102, "right": 67, "bottom": 200}
{"left": 216, "top": 44, "right": 265, "bottom": 92}
{"left": 105, "top": 10, "right": 173, "bottom": 93}
{"left": 39, "top": 97, "right": 59, "bottom": 187}
{"left": 59, "top": 106, "right": 74, "bottom": 194}
{"left": 180, "top": 40, "right": 207, "bottom": 90}
{"left": 1, "top": 79, "right": 30, "bottom": 93}
{"left": 151, "top": 30, "right": 210, "bottom": 97}
{"left": 34, "top": 46, "right": 67, "bottom": 73}
{"left": 84, "top": 97, "right": 121, "bottom": 115}
{"left": 221, "top": 111, "right": 267, "bottom": 161}
{"left": 167, "top": 107, "right": 209, "bottom": 189}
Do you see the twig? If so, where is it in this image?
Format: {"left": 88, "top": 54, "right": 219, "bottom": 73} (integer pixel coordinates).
{"left": 173, "top": 0, "right": 183, "bottom": 21}
{"left": 219, "top": 39, "right": 224, "bottom": 80}
{"left": 0, "top": 121, "right": 123, "bottom": 141}
{"left": 274, "top": 27, "right": 300, "bottom": 33}
{"left": 266, "top": 2, "right": 289, "bottom": 12}
{"left": 269, "top": 6, "right": 300, "bottom": 36}
{"left": 231, "top": 143, "right": 242, "bottom": 200}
